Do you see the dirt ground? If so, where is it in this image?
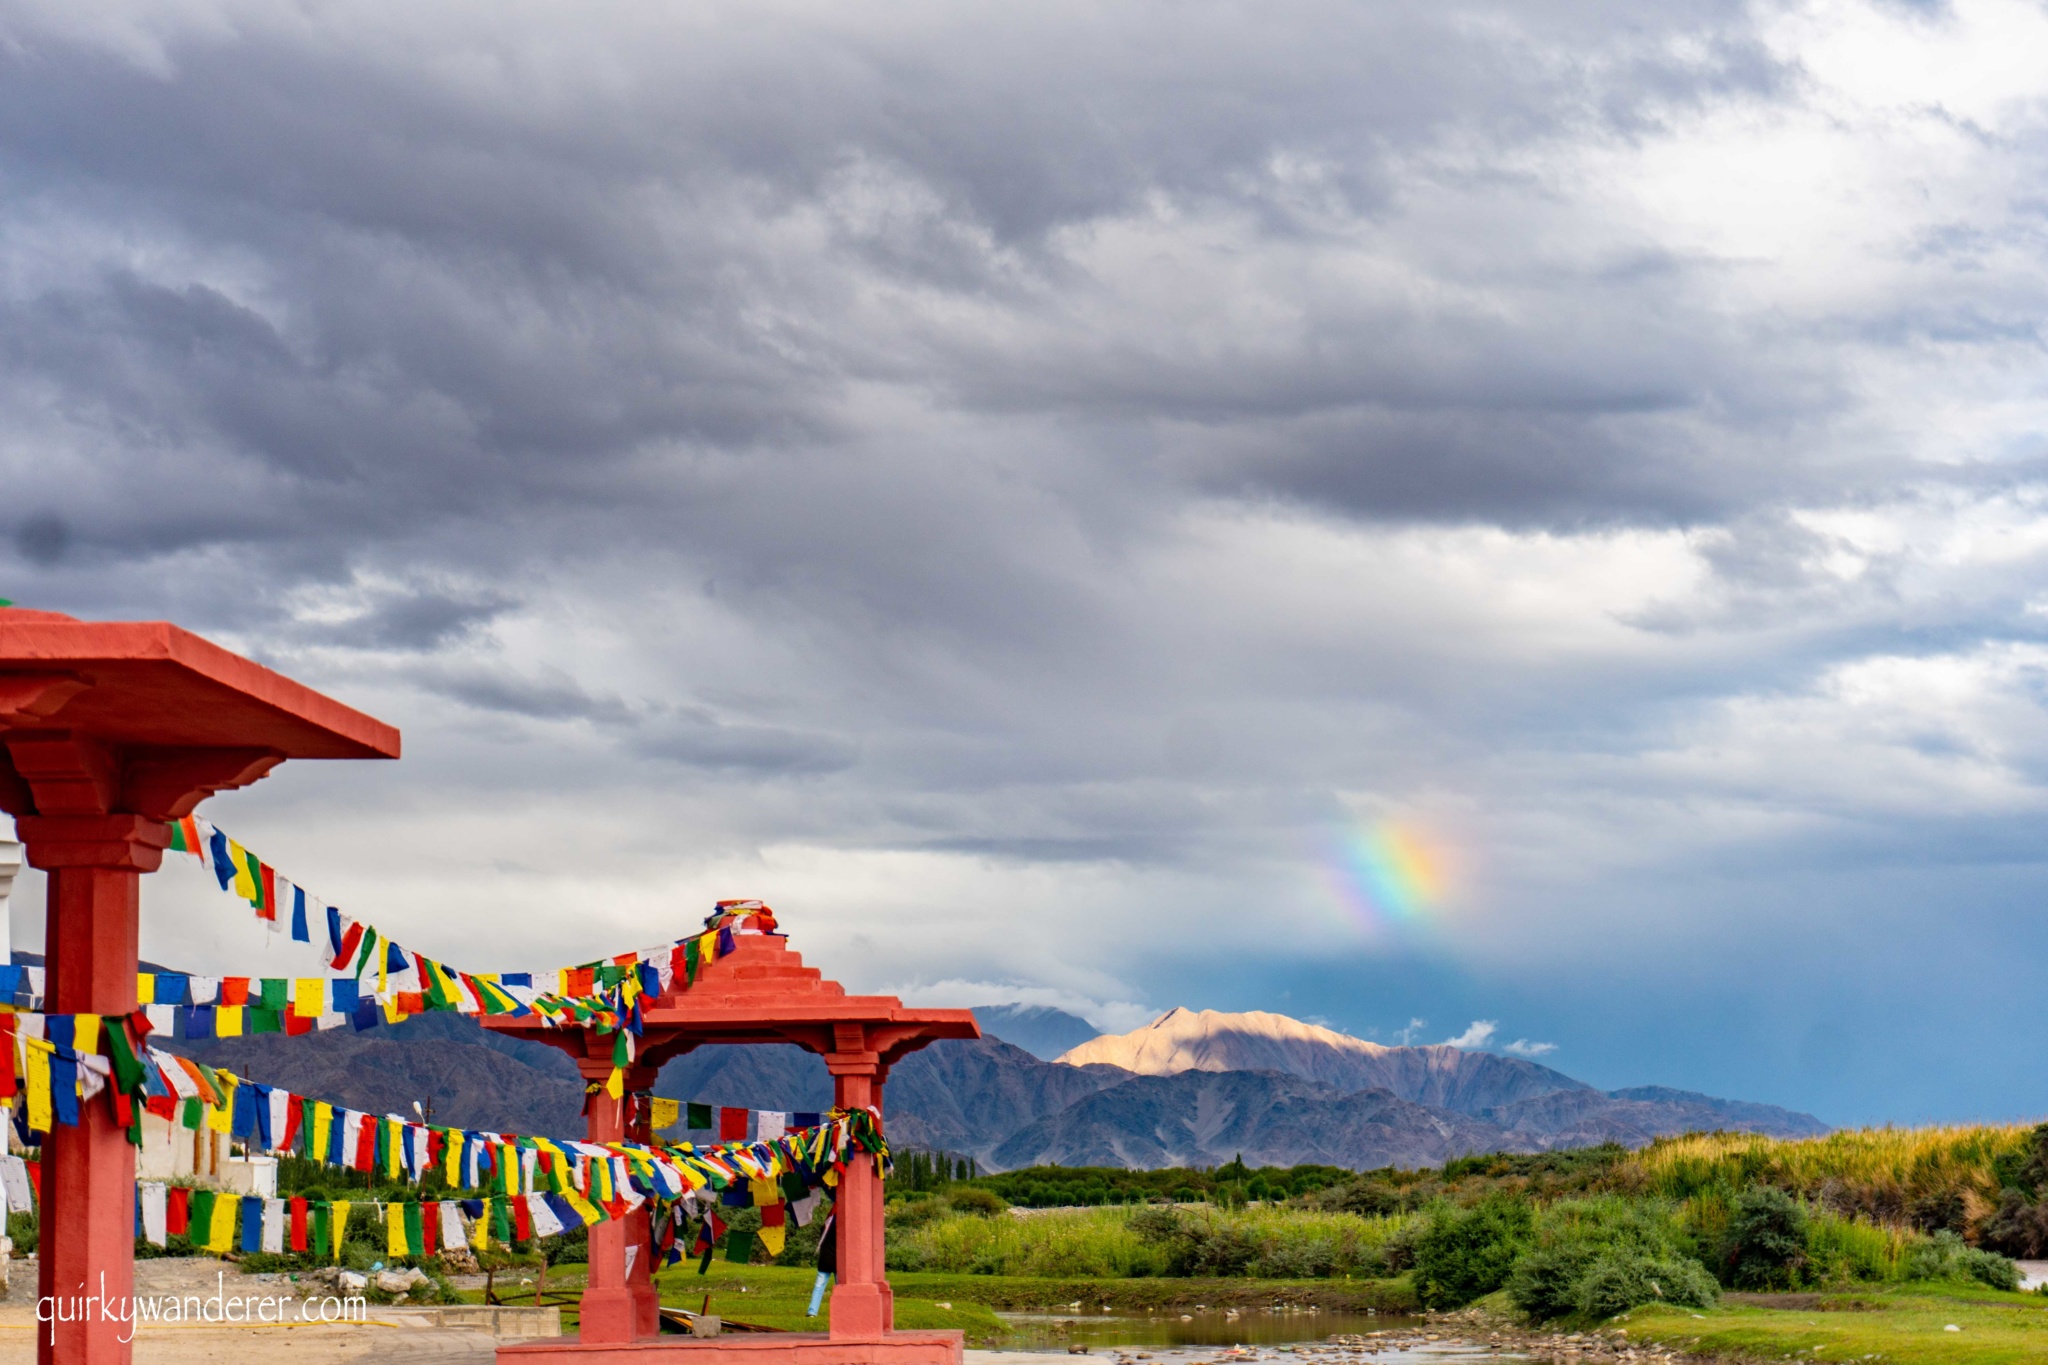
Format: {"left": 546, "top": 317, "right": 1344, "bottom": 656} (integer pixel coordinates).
{"left": 0, "top": 1256, "right": 500, "bottom": 1364}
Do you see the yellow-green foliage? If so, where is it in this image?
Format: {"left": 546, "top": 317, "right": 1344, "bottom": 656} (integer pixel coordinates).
{"left": 1627, "top": 1126, "right": 2033, "bottom": 1223}
{"left": 1804, "top": 1210, "right": 1912, "bottom": 1285}
{"left": 889, "top": 1205, "right": 1415, "bottom": 1279}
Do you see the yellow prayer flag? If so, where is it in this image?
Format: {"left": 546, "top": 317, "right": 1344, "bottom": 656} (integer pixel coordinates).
{"left": 137, "top": 973, "right": 155, "bottom": 1004}
{"left": 604, "top": 1066, "right": 624, "bottom": 1100}
{"left": 216, "top": 1006, "right": 243, "bottom": 1038}
{"left": 331, "top": 1201, "right": 351, "bottom": 1261}
{"left": 73, "top": 1014, "right": 99, "bottom": 1056}
{"left": 649, "top": 1097, "right": 680, "bottom": 1131}
{"left": 208, "top": 1195, "right": 239, "bottom": 1253}
{"left": 228, "top": 841, "right": 257, "bottom": 902}
{"left": 24, "top": 1043, "right": 51, "bottom": 1133}
{"left": 757, "top": 1222, "right": 786, "bottom": 1257}
{"left": 445, "top": 1130, "right": 463, "bottom": 1186}
{"left": 749, "top": 1177, "right": 779, "bottom": 1207}
{"left": 561, "top": 1189, "right": 603, "bottom": 1227}
{"left": 471, "top": 1198, "right": 492, "bottom": 1251}
{"left": 387, "top": 1203, "right": 409, "bottom": 1256}
{"left": 294, "top": 979, "right": 325, "bottom": 1018}
{"left": 208, "top": 1076, "right": 236, "bottom": 1133}
{"left": 697, "top": 931, "right": 719, "bottom": 967}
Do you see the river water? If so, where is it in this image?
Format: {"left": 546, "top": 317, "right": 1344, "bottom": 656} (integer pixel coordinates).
{"left": 985, "top": 1308, "right": 1526, "bottom": 1361}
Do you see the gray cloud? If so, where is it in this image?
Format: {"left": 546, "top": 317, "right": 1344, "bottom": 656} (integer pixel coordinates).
{"left": 5, "top": 0, "right": 2048, "bottom": 1121}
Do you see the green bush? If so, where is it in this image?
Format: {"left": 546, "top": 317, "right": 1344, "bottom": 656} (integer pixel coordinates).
{"left": 1414, "top": 1195, "right": 1534, "bottom": 1308}
{"left": 1507, "top": 1196, "right": 1708, "bottom": 1322}
{"left": 1576, "top": 1251, "right": 1719, "bottom": 1318}
{"left": 1719, "top": 1186, "right": 1808, "bottom": 1289}
{"left": 1903, "top": 1230, "right": 2021, "bottom": 1291}
{"left": 947, "top": 1186, "right": 1008, "bottom": 1217}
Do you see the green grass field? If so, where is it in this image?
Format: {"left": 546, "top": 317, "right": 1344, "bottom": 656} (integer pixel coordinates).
{"left": 1609, "top": 1284, "right": 2048, "bottom": 1363}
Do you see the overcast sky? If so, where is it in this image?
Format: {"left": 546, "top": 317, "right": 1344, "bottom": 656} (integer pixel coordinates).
{"left": 6, "top": 0, "right": 2048, "bottom": 1125}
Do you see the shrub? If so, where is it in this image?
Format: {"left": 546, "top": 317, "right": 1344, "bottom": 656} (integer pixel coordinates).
{"left": 1719, "top": 1186, "right": 1808, "bottom": 1289}
{"left": 1508, "top": 1244, "right": 1600, "bottom": 1322}
{"left": 1576, "top": 1251, "right": 1719, "bottom": 1318}
{"left": 1508, "top": 1196, "right": 1708, "bottom": 1322}
{"left": 1414, "top": 1195, "right": 1534, "bottom": 1308}
{"left": 1979, "top": 1189, "right": 2048, "bottom": 1258}
{"left": 946, "top": 1186, "right": 1008, "bottom": 1217}
{"left": 1902, "top": 1229, "right": 2022, "bottom": 1291}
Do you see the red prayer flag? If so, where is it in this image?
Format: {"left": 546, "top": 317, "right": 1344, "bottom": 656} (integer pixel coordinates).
{"left": 513, "top": 1195, "right": 533, "bottom": 1241}
{"left": 761, "top": 1203, "right": 786, "bottom": 1228}
{"left": 354, "top": 1119, "right": 376, "bottom": 1172}
{"left": 289, "top": 1197, "right": 308, "bottom": 1252}
{"left": 0, "top": 1016, "right": 15, "bottom": 1100}
{"left": 284, "top": 1095, "right": 304, "bottom": 1152}
{"left": 331, "top": 922, "right": 364, "bottom": 972}
{"left": 221, "top": 978, "right": 250, "bottom": 1008}
{"left": 259, "top": 865, "right": 277, "bottom": 920}
{"left": 718, "top": 1107, "right": 749, "bottom": 1141}
{"left": 421, "top": 1201, "right": 438, "bottom": 1256}
{"left": 285, "top": 1013, "right": 314, "bottom": 1036}
{"left": 167, "top": 1186, "right": 189, "bottom": 1236}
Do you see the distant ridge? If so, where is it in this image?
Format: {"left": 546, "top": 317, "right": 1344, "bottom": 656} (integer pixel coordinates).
{"left": 970, "top": 1004, "right": 1100, "bottom": 1060}
{"left": 159, "top": 989, "right": 1825, "bottom": 1172}
{"left": 1058, "top": 1007, "right": 1589, "bottom": 1110}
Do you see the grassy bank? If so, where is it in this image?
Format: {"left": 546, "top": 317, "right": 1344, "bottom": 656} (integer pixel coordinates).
{"left": 1608, "top": 1284, "right": 2048, "bottom": 1363}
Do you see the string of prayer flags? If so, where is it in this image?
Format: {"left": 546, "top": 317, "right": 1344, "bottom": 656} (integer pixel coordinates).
{"left": 156, "top": 817, "right": 779, "bottom": 1062}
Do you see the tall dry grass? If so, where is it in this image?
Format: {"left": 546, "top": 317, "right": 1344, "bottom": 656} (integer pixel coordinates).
{"left": 1624, "top": 1125, "right": 2034, "bottom": 1225}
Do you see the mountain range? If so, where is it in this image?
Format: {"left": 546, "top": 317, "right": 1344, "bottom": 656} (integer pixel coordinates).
{"left": 159, "top": 1002, "right": 1827, "bottom": 1171}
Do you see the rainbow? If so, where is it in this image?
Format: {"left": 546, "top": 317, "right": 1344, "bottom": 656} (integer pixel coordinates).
{"left": 1326, "top": 818, "right": 1451, "bottom": 931}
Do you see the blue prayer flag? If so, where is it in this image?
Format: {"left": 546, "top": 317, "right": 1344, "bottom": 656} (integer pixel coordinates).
{"left": 291, "top": 888, "right": 310, "bottom": 944}
{"left": 208, "top": 829, "right": 236, "bottom": 890}
{"left": 50, "top": 1056, "right": 79, "bottom": 1126}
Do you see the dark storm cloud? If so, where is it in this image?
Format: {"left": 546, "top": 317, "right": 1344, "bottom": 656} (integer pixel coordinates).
{"left": 0, "top": 0, "right": 1824, "bottom": 565}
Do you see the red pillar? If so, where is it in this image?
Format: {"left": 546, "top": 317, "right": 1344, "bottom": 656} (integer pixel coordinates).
{"left": 576, "top": 1062, "right": 637, "bottom": 1344}
{"left": 623, "top": 1075, "right": 659, "bottom": 1337}
{"left": 19, "top": 815, "right": 161, "bottom": 1365}
{"left": 826, "top": 1043, "right": 891, "bottom": 1337}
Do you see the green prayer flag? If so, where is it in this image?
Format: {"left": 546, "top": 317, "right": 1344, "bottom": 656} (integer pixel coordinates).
{"left": 104, "top": 1017, "right": 144, "bottom": 1093}
{"left": 190, "top": 1189, "right": 215, "bottom": 1235}
{"left": 687, "top": 1102, "right": 712, "bottom": 1129}
{"left": 724, "top": 1229, "right": 755, "bottom": 1264}
{"left": 314, "top": 1203, "right": 331, "bottom": 1259}
{"left": 260, "top": 978, "right": 289, "bottom": 1011}
{"left": 251, "top": 1009, "right": 282, "bottom": 1035}
{"left": 493, "top": 1197, "right": 513, "bottom": 1245}
{"left": 404, "top": 1201, "right": 424, "bottom": 1253}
